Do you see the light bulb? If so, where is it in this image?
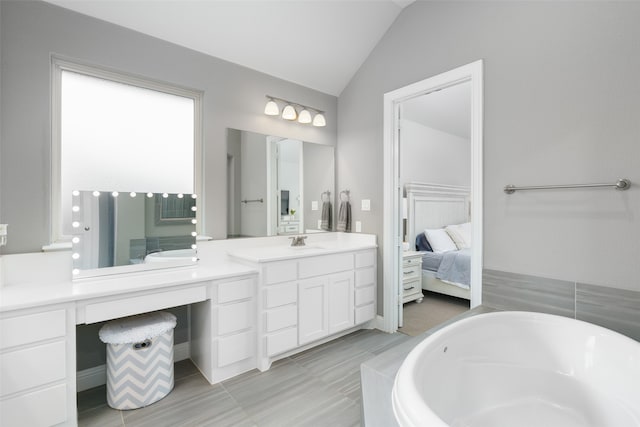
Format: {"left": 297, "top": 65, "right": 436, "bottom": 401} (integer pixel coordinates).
{"left": 72, "top": 221, "right": 80, "bottom": 228}
{"left": 191, "top": 219, "right": 197, "bottom": 224}
{"left": 72, "top": 237, "right": 80, "bottom": 244}
{"left": 177, "top": 193, "right": 184, "bottom": 199}
{"left": 112, "top": 191, "right": 119, "bottom": 197}
{"left": 72, "top": 269, "right": 80, "bottom": 275}
{"left": 92, "top": 191, "right": 100, "bottom": 197}
{"left": 264, "top": 99, "right": 279, "bottom": 116}
{"left": 191, "top": 194, "right": 197, "bottom": 199}
{"left": 72, "top": 190, "right": 80, "bottom": 196}
{"left": 282, "top": 104, "right": 297, "bottom": 121}
{"left": 129, "top": 192, "right": 137, "bottom": 198}
{"left": 312, "top": 113, "right": 326, "bottom": 127}
{"left": 191, "top": 206, "right": 197, "bottom": 211}
{"left": 72, "top": 253, "right": 80, "bottom": 260}
{"left": 191, "top": 231, "right": 197, "bottom": 237}
{"left": 162, "top": 193, "right": 169, "bottom": 198}
{"left": 147, "top": 192, "right": 153, "bottom": 198}
{"left": 298, "top": 109, "right": 312, "bottom": 124}
{"left": 72, "top": 206, "right": 80, "bottom": 212}
{"left": 191, "top": 244, "right": 197, "bottom": 250}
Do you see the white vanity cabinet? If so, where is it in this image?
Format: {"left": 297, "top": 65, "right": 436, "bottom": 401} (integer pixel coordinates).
{"left": 251, "top": 248, "right": 376, "bottom": 371}
{"left": 191, "top": 276, "right": 257, "bottom": 384}
{"left": 0, "top": 305, "right": 76, "bottom": 427}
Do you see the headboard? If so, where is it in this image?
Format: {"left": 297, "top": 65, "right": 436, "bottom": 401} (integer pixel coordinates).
{"left": 405, "top": 182, "right": 470, "bottom": 249}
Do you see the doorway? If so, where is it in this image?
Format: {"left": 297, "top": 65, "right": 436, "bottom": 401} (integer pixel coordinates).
{"left": 382, "top": 60, "right": 484, "bottom": 333}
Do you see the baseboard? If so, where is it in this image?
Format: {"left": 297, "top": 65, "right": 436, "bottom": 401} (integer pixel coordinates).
{"left": 374, "top": 314, "right": 387, "bottom": 332}
{"left": 77, "top": 342, "right": 191, "bottom": 392}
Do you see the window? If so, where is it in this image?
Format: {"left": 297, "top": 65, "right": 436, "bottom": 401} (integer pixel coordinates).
{"left": 51, "top": 57, "right": 202, "bottom": 243}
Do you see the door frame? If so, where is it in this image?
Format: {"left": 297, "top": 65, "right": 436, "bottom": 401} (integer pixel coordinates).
{"left": 381, "top": 60, "right": 484, "bottom": 333}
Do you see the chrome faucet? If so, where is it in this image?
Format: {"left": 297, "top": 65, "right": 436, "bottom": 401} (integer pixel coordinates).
{"left": 289, "top": 235, "right": 307, "bottom": 247}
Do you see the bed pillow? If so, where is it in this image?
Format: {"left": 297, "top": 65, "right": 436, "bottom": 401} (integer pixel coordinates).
{"left": 415, "top": 232, "right": 433, "bottom": 252}
{"left": 424, "top": 228, "right": 458, "bottom": 253}
{"left": 445, "top": 222, "right": 471, "bottom": 249}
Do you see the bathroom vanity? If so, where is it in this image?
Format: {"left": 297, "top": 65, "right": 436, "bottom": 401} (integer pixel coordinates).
{"left": 0, "top": 233, "right": 376, "bottom": 427}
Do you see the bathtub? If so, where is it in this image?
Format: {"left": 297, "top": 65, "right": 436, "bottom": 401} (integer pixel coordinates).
{"left": 392, "top": 311, "right": 640, "bottom": 427}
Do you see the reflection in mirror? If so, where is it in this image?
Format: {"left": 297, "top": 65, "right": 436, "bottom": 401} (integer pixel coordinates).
{"left": 226, "top": 129, "right": 335, "bottom": 238}
{"left": 71, "top": 191, "right": 197, "bottom": 279}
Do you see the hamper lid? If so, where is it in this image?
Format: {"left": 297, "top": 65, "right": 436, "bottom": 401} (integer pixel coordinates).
{"left": 99, "top": 311, "right": 177, "bottom": 344}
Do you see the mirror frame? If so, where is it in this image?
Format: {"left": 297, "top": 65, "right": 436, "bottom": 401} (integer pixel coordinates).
{"left": 71, "top": 191, "right": 198, "bottom": 280}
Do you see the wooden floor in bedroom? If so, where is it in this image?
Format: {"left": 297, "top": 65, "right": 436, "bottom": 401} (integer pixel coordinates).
{"left": 399, "top": 291, "right": 470, "bottom": 337}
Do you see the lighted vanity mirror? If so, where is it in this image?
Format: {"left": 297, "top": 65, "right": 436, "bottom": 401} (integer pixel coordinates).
{"left": 71, "top": 190, "right": 198, "bottom": 279}
{"left": 226, "top": 128, "right": 335, "bottom": 238}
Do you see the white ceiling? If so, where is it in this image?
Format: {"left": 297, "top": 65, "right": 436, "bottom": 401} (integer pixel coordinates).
{"left": 43, "top": 0, "right": 414, "bottom": 96}
{"left": 402, "top": 81, "right": 471, "bottom": 139}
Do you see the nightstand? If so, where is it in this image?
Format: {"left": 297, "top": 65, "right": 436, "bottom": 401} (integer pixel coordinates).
{"left": 402, "top": 251, "right": 424, "bottom": 304}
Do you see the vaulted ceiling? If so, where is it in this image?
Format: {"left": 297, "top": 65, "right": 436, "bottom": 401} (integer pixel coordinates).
{"left": 43, "top": 0, "right": 415, "bottom": 96}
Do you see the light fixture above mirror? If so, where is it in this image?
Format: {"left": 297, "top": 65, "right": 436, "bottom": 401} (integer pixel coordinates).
{"left": 263, "top": 95, "right": 326, "bottom": 127}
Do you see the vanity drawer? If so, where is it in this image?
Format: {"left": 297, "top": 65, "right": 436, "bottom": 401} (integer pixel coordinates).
{"left": 264, "top": 261, "right": 297, "bottom": 285}
{"left": 84, "top": 285, "right": 206, "bottom": 323}
{"left": 218, "top": 278, "right": 253, "bottom": 303}
{"left": 355, "top": 267, "right": 375, "bottom": 288}
{"left": 265, "top": 282, "right": 297, "bottom": 308}
{"left": 266, "top": 327, "right": 298, "bottom": 356}
{"left": 402, "top": 265, "right": 421, "bottom": 282}
{"left": 355, "top": 250, "right": 375, "bottom": 268}
{"left": 355, "top": 285, "right": 375, "bottom": 306}
{"left": 0, "top": 309, "right": 66, "bottom": 350}
{"left": 355, "top": 303, "right": 375, "bottom": 324}
{"left": 217, "top": 330, "right": 254, "bottom": 367}
{"left": 0, "top": 383, "right": 67, "bottom": 427}
{"left": 217, "top": 300, "right": 252, "bottom": 336}
{"left": 299, "top": 253, "right": 353, "bottom": 278}
{"left": 265, "top": 305, "right": 297, "bottom": 332}
{"left": 0, "top": 341, "right": 66, "bottom": 396}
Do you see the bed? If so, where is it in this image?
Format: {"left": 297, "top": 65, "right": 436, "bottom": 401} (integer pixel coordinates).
{"left": 405, "top": 182, "right": 471, "bottom": 300}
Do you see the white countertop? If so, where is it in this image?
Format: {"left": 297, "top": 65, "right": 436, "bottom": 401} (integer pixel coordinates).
{"left": 0, "top": 262, "right": 256, "bottom": 313}
{"left": 0, "top": 233, "right": 377, "bottom": 313}
{"left": 227, "top": 239, "right": 377, "bottom": 263}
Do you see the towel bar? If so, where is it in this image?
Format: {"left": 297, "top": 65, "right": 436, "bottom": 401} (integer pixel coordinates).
{"left": 504, "top": 178, "right": 630, "bottom": 194}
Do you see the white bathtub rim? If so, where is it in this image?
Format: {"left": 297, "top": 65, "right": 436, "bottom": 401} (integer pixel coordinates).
{"left": 392, "top": 310, "right": 640, "bottom": 427}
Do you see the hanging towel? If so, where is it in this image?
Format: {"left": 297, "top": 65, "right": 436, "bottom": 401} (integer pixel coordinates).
{"left": 321, "top": 201, "right": 333, "bottom": 231}
{"left": 337, "top": 201, "right": 351, "bottom": 232}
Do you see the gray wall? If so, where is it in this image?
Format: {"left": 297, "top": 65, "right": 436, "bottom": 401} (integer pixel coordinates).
{"left": 337, "top": 1, "right": 640, "bottom": 314}
{"left": 400, "top": 119, "right": 470, "bottom": 188}
{"left": 303, "top": 142, "right": 335, "bottom": 231}
{"left": 0, "top": 0, "right": 337, "bottom": 254}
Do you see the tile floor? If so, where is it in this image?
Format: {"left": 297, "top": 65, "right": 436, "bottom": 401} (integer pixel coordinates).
{"left": 78, "top": 329, "right": 411, "bottom": 427}
{"left": 399, "top": 291, "right": 470, "bottom": 336}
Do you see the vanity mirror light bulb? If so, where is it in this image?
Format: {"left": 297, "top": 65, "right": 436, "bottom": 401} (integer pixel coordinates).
{"left": 72, "top": 190, "right": 80, "bottom": 197}
{"left": 191, "top": 257, "right": 198, "bottom": 262}
{"left": 147, "top": 192, "right": 153, "bottom": 198}
{"left": 112, "top": 191, "right": 119, "bottom": 197}
{"left": 191, "top": 194, "right": 197, "bottom": 199}
{"left": 72, "top": 253, "right": 80, "bottom": 260}
{"left": 162, "top": 193, "right": 169, "bottom": 198}
{"left": 191, "top": 219, "right": 197, "bottom": 224}
{"left": 129, "top": 192, "right": 137, "bottom": 198}
{"left": 72, "top": 269, "right": 80, "bottom": 275}
{"left": 92, "top": 191, "right": 100, "bottom": 197}
{"left": 72, "top": 221, "right": 80, "bottom": 228}
{"left": 191, "top": 244, "right": 197, "bottom": 250}
{"left": 191, "top": 206, "right": 197, "bottom": 211}
{"left": 72, "top": 206, "right": 80, "bottom": 212}
{"left": 72, "top": 237, "right": 80, "bottom": 244}
{"left": 191, "top": 231, "right": 197, "bottom": 237}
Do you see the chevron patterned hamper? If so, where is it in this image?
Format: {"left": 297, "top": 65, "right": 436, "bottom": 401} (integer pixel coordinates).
{"left": 99, "top": 312, "right": 177, "bottom": 410}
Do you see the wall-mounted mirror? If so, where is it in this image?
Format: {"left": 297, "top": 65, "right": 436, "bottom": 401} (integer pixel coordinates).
{"left": 71, "top": 191, "right": 197, "bottom": 279}
{"left": 226, "top": 128, "right": 335, "bottom": 238}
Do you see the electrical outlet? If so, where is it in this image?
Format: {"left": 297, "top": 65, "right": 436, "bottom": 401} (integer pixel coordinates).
{"left": 311, "top": 201, "right": 319, "bottom": 211}
{"left": 361, "top": 199, "right": 371, "bottom": 211}
{"left": 355, "top": 221, "right": 362, "bottom": 232}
